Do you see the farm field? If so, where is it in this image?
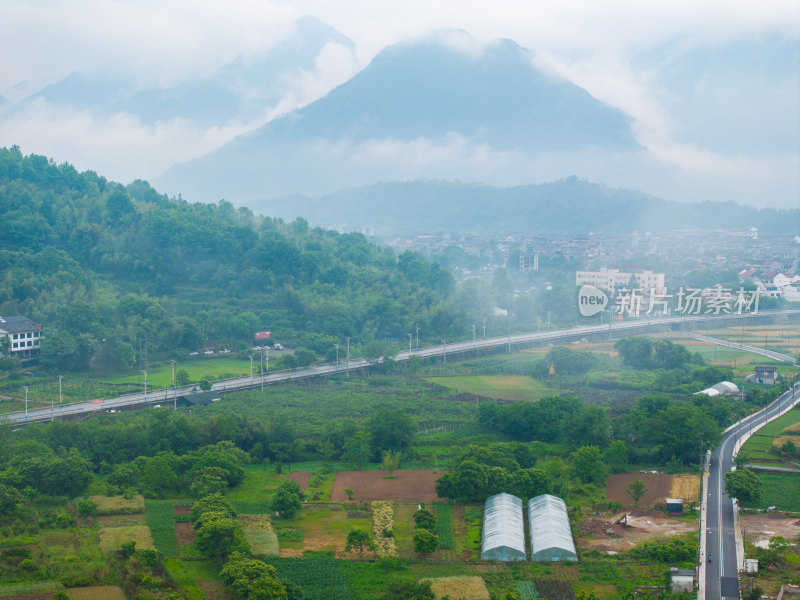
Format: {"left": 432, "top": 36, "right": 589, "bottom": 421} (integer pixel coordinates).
{"left": 421, "top": 375, "right": 558, "bottom": 402}
{"left": 330, "top": 469, "right": 445, "bottom": 503}
{"left": 754, "top": 472, "right": 800, "bottom": 512}
{"left": 740, "top": 408, "right": 800, "bottom": 468}
{"left": 605, "top": 473, "right": 700, "bottom": 507}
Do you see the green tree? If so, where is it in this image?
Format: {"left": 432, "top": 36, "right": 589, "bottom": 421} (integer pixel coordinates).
{"left": 725, "top": 469, "right": 762, "bottom": 506}
{"left": 220, "top": 551, "right": 287, "bottom": 600}
{"left": 344, "top": 431, "right": 371, "bottom": 470}
{"left": 176, "top": 368, "right": 190, "bottom": 386}
{"left": 368, "top": 408, "right": 415, "bottom": 457}
{"left": 76, "top": 498, "right": 97, "bottom": 517}
{"left": 413, "top": 508, "right": 436, "bottom": 532}
{"left": 603, "top": 440, "right": 628, "bottom": 473}
{"left": 345, "top": 528, "right": 374, "bottom": 555}
{"left": 194, "top": 512, "right": 248, "bottom": 560}
{"left": 380, "top": 580, "right": 434, "bottom": 600}
{"left": 570, "top": 445, "right": 607, "bottom": 484}
{"left": 0, "top": 484, "right": 23, "bottom": 515}
{"left": 413, "top": 528, "right": 439, "bottom": 555}
{"left": 626, "top": 478, "right": 647, "bottom": 505}
{"left": 270, "top": 480, "right": 303, "bottom": 519}
{"left": 382, "top": 449, "right": 401, "bottom": 478}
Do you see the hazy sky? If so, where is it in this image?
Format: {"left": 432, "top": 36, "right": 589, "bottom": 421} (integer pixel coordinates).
{"left": 1, "top": 0, "right": 798, "bottom": 207}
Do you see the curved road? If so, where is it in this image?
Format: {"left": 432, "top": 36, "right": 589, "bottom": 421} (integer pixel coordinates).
{"left": 5, "top": 309, "right": 799, "bottom": 425}
{"left": 703, "top": 383, "right": 800, "bottom": 599}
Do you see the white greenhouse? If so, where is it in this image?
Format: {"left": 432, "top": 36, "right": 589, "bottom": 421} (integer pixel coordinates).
{"left": 528, "top": 494, "right": 578, "bottom": 562}
{"left": 480, "top": 493, "right": 527, "bottom": 561}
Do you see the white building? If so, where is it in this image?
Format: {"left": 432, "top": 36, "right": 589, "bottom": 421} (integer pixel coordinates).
{"left": 756, "top": 273, "right": 800, "bottom": 302}
{"left": 576, "top": 268, "right": 665, "bottom": 294}
{"left": 0, "top": 316, "right": 43, "bottom": 359}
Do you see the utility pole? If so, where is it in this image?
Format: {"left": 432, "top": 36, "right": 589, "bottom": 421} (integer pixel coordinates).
{"left": 24, "top": 385, "right": 28, "bottom": 421}
{"left": 260, "top": 346, "right": 265, "bottom": 391}
{"left": 415, "top": 327, "right": 420, "bottom": 349}
{"left": 171, "top": 360, "right": 177, "bottom": 412}
{"left": 58, "top": 375, "right": 63, "bottom": 407}
{"left": 334, "top": 343, "right": 339, "bottom": 366}
{"left": 507, "top": 312, "right": 511, "bottom": 353}
{"left": 249, "top": 354, "right": 254, "bottom": 383}
{"left": 483, "top": 318, "right": 486, "bottom": 338}
{"left": 407, "top": 334, "right": 412, "bottom": 354}
{"left": 142, "top": 370, "right": 147, "bottom": 405}
{"left": 472, "top": 324, "right": 476, "bottom": 355}
{"left": 346, "top": 337, "right": 351, "bottom": 377}
{"left": 443, "top": 337, "right": 447, "bottom": 364}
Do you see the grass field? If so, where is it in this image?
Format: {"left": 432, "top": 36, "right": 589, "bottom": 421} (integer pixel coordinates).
{"left": 274, "top": 505, "right": 372, "bottom": 556}
{"left": 100, "top": 357, "right": 251, "bottom": 387}
{"left": 424, "top": 576, "right": 490, "bottom": 600}
{"left": 91, "top": 494, "right": 145, "bottom": 515}
{"left": 66, "top": 587, "right": 128, "bottom": 600}
{"left": 421, "top": 375, "right": 558, "bottom": 402}
{"left": 755, "top": 472, "right": 800, "bottom": 512}
{"left": 98, "top": 525, "right": 155, "bottom": 553}
{"left": 163, "top": 557, "right": 220, "bottom": 600}
{"left": 740, "top": 408, "right": 800, "bottom": 466}
{"left": 240, "top": 514, "right": 279, "bottom": 557}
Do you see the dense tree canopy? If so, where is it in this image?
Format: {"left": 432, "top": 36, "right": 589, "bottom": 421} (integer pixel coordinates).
{"left": 0, "top": 147, "right": 458, "bottom": 372}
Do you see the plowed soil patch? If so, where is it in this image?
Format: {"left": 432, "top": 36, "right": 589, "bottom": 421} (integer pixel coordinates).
{"left": 175, "top": 522, "right": 195, "bottom": 545}
{"left": 288, "top": 471, "right": 311, "bottom": 492}
{"left": 331, "top": 470, "right": 444, "bottom": 503}
{"left": 606, "top": 473, "right": 673, "bottom": 506}
{"left": 174, "top": 505, "right": 192, "bottom": 515}
{"left": 198, "top": 580, "right": 230, "bottom": 600}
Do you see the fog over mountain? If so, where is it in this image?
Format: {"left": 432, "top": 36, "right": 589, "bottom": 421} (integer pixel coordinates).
{"left": 156, "top": 32, "right": 643, "bottom": 201}
{"left": 252, "top": 178, "right": 800, "bottom": 238}
{"left": 0, "top": 4, "right": 798, "bottom": 209}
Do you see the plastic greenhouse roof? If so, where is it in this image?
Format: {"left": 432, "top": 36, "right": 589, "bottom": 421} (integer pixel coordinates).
{"left": 481, "top": 493, "right": 527, "bottom": 561}
{"left": 528, "top": 494, "right": 577, "bottom": 561}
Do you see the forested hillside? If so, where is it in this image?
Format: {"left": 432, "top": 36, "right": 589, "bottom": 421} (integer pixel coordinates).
{"left": 0, "top": 147, "right": 456, "bottom": 372}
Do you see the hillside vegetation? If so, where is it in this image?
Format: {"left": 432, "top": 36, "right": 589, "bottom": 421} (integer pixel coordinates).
{"left": 0, "top": 147, "right": 456, "bottom": 372}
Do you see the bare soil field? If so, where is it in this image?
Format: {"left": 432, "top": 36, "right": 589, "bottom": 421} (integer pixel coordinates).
{"left": 579, "top": 509, "right": 697, "bottom": 553}
{"left": 174, "top": 505, "right": 192, "bottom": 515}
{"left": 288, "top": 471, "right": 312, "bottom": 492}
{"left": 198, "top": 580, "right": 230, "bottom": 600}
{"left": 740, "top": 512, "right": 800, "bottom": 548}
{"left": 174, "top": 522, "right": 195, "bottom": 545}
{"left": 330, "top": 469, "right": 444, "bottom": 504}
{"left": 606, "top": 473, "right": 674, "bottom": 507}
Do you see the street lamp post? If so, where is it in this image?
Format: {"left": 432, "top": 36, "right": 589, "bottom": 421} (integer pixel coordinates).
{"left": 415, "top": 327, "right": 420, "bottom": 349}
{"left": 24, "top": 385, "right": 28, "bottom": 421}
{"left": 334, "top": 343, "right": 339, "bottom": 367}
{"left": 141, "top": 370, "right": 147, "bottom": 405}
{"left": 58, "top": 375, "right": 63, "bottom": 407}
{"left": 407, "top": 334, "right": 412, "bottom": 354}
{"left": 472, "top": 324, "right": 476, "bottom": 354}
{"left": 249, "top": 354, "right": 254, "bottom": 383}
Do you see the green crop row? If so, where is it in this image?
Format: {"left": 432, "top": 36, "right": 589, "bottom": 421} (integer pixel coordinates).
{"left": 434, "top": 503, "right": 454, "bottom": 550}
{"left": 144, "top": 501, "right": 178, "bottom": 557}
{"left": 266, "top": 552, "right": 357, "bottom": 600}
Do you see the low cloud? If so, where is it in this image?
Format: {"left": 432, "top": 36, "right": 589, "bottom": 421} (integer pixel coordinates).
{"left": 0, "top": 99, "right": 258, "bottom": 183}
